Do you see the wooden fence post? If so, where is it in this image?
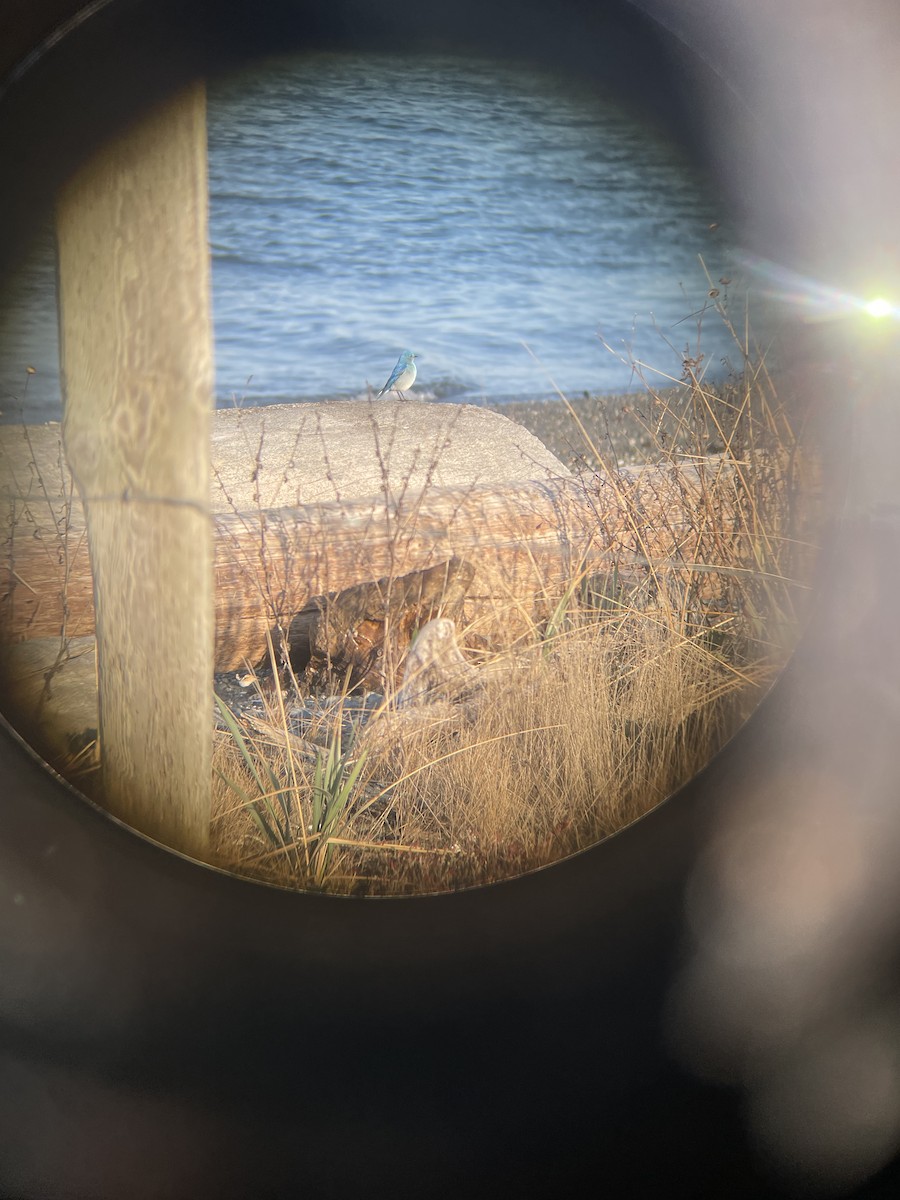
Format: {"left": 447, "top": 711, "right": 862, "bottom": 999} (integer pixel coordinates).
{"left": 57, "top": 83, "right": 214, "bottom": 856}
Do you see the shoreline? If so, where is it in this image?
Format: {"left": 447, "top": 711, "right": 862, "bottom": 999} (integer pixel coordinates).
{"left": 0, "top": 384, "right": 700, "bottom": 471}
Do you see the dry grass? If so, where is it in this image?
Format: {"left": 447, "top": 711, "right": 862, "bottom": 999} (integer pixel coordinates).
{"left": 210, "top": 603, "right": 767, "bottom": 895}
{"left": 1, "top": 285, "right": 819, "bottom": 893}
{"left": 210, "top": 294, "right": 817, "bottom": 894}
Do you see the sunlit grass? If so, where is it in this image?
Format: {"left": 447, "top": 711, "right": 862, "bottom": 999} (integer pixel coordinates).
{"left": 209, "top": 291, "right": 818, "bottom": 894}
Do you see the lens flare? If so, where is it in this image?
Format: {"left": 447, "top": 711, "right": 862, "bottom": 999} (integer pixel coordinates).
{"left": 864, "top": 297, "right": 894, "bottom": 318}
{"left": 737, "top": 253, "right": 898, "bottom": 324}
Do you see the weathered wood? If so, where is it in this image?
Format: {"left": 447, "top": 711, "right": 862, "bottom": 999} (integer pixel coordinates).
{"left": 288, "top": 556, "right": 476, "bottom": 692}
{"left": 55, "top": 83, "right": 214, "bottom": 855}
{"left": 211, "top": 476, "right": 604, "bottom": 670}
{"left": 3, "top": 457, "right": 759, "bottom": 675}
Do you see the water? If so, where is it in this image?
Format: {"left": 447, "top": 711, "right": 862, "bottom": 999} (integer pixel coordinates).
{"left": 0, "top": 52, "right": 739, "bottom": 423}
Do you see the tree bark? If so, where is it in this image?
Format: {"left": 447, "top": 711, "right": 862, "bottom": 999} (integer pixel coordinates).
{"left": 55, "top": 83, "right": 214, "bottom": 856}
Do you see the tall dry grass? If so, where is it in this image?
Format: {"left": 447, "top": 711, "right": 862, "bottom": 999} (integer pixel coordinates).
{"left": 210, "top": 297, "right": 817, "bottom": 894}
{"left": 210, "top": 577, "right": 777, "bottom": 895}
{"left": 0, "top": 290, "right": 816, "bottom": 892}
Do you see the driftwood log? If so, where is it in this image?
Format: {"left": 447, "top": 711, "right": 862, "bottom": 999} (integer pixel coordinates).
{"left": 2, "top": 457, "right": 761, "bottom": 673}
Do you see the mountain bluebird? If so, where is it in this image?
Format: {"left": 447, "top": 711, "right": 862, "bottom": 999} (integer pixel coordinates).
{"left": 377, "top": 349, "right": 418, "bottom": 399}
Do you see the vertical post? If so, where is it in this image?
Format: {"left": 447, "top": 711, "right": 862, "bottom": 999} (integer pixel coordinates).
{"left": 57, "top": 83, "right": 214, "bottom": 856}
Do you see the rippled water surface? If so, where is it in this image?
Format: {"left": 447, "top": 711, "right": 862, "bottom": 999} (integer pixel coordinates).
{"left": 1, "top": 53, "right": 737, "bottom": 421}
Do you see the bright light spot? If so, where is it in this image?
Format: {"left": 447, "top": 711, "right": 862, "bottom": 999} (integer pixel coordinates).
{"left": 865, "top": 297, "right": 893, "bottom": 318}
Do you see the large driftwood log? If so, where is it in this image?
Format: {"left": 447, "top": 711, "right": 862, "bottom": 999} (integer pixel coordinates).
{"left": 2, "top": 460, "right": 751, "bottom": 673}
{"left": 211, "top": 476, "right": 608, "bottom": 671}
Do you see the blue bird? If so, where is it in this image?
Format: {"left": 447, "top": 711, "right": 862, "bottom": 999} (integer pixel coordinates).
{"left": 377, "top": 349, "right": 419, "bottom": 399}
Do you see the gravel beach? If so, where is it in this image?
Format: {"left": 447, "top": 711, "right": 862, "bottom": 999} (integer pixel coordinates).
{"left": 484, "top": 386, "right": 704, "bottom": 472}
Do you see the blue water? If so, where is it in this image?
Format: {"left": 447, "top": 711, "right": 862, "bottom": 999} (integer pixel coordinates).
{"left": 0, "top": 52, "right": 738, "bottom": 422}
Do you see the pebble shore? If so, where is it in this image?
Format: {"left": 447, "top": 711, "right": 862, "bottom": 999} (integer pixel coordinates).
{"left": 484, "top": 387, "right": 694, "bottom": 471}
